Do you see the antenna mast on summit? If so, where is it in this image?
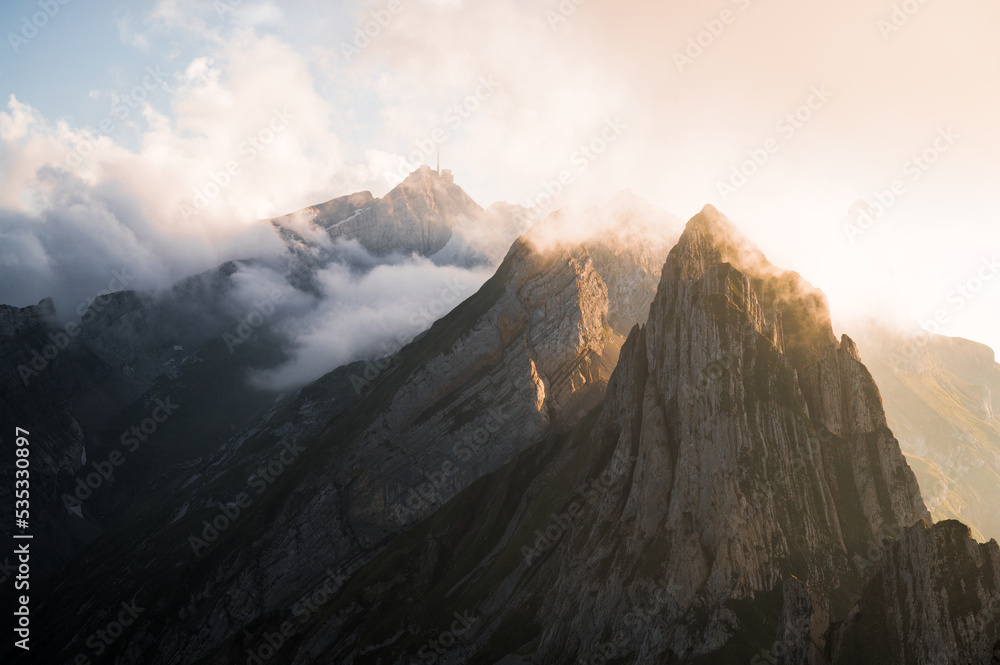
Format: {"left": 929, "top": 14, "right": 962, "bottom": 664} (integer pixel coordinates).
{"left": 436, "top": 144, "right": 440, "bottom": 175}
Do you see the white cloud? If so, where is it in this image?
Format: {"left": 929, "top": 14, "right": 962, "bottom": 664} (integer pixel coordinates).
{"left": 252, "top": 252, "right": 494, "bottom": 390}
{"left": 0, "top": 29, "right": 393, "bottom": 313}
{"left": 240, "top": 2, "right": 284, "bottom": 26}
{"left": 116, "top": 15, "right": 151, "bottom": 50}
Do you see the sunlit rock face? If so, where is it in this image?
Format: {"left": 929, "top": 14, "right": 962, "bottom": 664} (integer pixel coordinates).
{"left": 250, "top": 205, "right": 946, "bottom": 664}
{"left": 479, "top": 204, "right": 931, "bottom": 661}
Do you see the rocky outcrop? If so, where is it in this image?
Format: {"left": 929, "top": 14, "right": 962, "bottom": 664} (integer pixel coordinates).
{"left": 271, "top": 165, "right": 484, "bottom": 257}
{"left": 0, "top": 300, "right": 117, "bottom": 583}
{"left": 798, "top": 339, "right": 931, "bottom": 561}
{"left": 337, "top": 238, "right": 623, "bottom": 545}
{"left": 773, "top": 577, "right": 831, "bottom": 665}
{"left": 0, "top": 262, "right": 290, "bottom": 588}
{"left": 0, "top": 297, "right": 53, "bottom": 337}
{"left": 525, "top": 189, "right": 682, "bottom": 333}
{"left": 833, "top": 520, "right": 1000, "bottom": 665}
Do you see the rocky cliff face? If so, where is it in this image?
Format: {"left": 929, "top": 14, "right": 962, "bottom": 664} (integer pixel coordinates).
{"left": 484, "top": 204, "right": 931, "bottom": 660}
{"left": 254, "top": 204, "right": 945, "bottom": 664}
{"left": 572, "top": 190, "right": 682, "bottom": 333}
{"left": 271, "top": 165, "right": 484, "bottom": 258}
{"left": 833, "top": 520, "right": 1000, "bottom": 665}
{"left": 859, "top": 329, "right": 1000, "bottom": 543}
{"left": 0, "top": 297, "right": 54, "bottom": 337}
{"left": 335, "top": 237, "right": 624, "bottom": 545}
{"left": 0, "top": 300, "right": 121, "bottom": 582}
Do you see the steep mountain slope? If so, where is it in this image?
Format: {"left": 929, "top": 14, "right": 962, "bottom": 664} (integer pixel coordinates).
{"left": 1, "top": 358, "right": 365, "bottom": 664}
{"left": 0, "top": 292, "right": 292, "bottom": 583}
{"left": 251, "top": 204, "right": 954, "bottom": 664}
{"left": 833, "top": 520, "right": 1000, "bottom": 665}
{"left": 25, "top": 200, "right": 680, "bottom": 665}
{"left": 0, "top": 169, "right": 509, "bottom": 595}
{"left": 0, "top": 299, "right": 124, "bottom": 582}
{"left": 859, "top": 329, "right": 1000, "bottom": 542}
{"left": 271, "top": 165, "right": 485, "bottom": 258}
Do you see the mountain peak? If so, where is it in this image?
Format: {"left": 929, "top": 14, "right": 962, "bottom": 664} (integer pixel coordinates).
{"left": 395, "top": 164, "right": 438, "bottom": 190}
{"left": 665, "top": 204, "right": 768, "bottom": 286}
{"left": 686, "top": 203, "right": 730, "bottom": 233}
{"left": 607, "top": 187, "right": 642, "bottom": 208}
{"left": 656, "top": 205, "right": 837, "bottom": 369}
{"left": 687, "top": 202, "right": 744, "bottom": 239}
{"left": 271, "top": 165, "right": 482, "bottom": 257}
{"left": 697, "top": 201, "right": 722, "bottom": 217}
{"left": 401, "top": 163, "right": 442, "bottom": 181}
{"left": 387, "top": 164, "right": 473, "bottom": 205}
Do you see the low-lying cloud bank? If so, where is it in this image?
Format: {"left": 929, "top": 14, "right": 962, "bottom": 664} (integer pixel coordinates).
{"left": 251, "top": 253, "right": 495, "bottom": 391}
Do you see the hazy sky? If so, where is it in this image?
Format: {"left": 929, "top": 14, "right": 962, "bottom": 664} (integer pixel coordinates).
{"left": 1, "top": 0, "right": 998, "bottom": 353}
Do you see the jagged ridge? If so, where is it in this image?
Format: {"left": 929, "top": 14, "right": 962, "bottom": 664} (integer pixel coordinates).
{"left": 267, "top": 204, "right": 942, "bottom": 664}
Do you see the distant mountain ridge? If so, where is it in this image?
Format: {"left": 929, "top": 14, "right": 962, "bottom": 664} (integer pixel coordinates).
{"left": 859, "top": 328, "right": 1000, "bottom": 543}
{"left": 270, "top": 165, "right": 486, "bottom": 257}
